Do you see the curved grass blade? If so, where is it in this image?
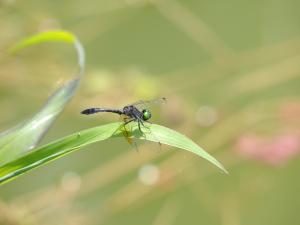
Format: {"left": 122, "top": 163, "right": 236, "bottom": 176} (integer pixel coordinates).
{"left": 0, "top": 122, "right": 227, "bottom": 185}
{"left": 0, "top": 31, "right": 85, "bottom": 165}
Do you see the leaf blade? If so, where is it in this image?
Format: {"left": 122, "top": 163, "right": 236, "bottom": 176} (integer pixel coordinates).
{"left": 138, "top": 124, "right": 227, "bottom": 173}
{"left": 0, "top": 122, "right": 227, "bottom": 185}
{"left": 0, "top": 30, "right": 85, "bottom": 165}
{"left": 9, "top": 30, "right": 75, "bottom": 53}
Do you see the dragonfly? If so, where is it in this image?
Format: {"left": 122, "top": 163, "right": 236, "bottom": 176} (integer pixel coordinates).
{"left": 81, "top": 97, "right": 166, "bottom": 134}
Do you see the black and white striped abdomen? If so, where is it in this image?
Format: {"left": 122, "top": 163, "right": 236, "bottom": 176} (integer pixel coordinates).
{"left": 81, "top": 108, "right": 100, "bottom": 115}
{"left": 81, "top": 108, "right": 123, "bottom": 115}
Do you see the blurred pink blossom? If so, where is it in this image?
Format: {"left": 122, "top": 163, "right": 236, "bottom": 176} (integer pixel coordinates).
{"left": 236, "top": 134, "right": 300, "bottom": 166}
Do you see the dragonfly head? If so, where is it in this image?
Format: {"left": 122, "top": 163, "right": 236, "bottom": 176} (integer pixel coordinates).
{"left": 142, "top": 109, "right": 151, "bottom": 121}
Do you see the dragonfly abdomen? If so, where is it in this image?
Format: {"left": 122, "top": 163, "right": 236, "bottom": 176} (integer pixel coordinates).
{"left": 81, "top": 108, "right": 123, "bottom": 115}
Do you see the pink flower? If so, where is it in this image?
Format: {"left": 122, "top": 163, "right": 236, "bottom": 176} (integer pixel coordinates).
{"left": 236, "top": 134, "right": 300, "bottom": 166}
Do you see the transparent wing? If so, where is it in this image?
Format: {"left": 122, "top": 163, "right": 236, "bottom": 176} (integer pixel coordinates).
{"left": 129, "top": 97, "right": 167, "bottom": 108}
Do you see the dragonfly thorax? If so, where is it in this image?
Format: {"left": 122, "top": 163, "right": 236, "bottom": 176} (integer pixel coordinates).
{"left": 122, "top": 105, "right": 151, "bottom": 121}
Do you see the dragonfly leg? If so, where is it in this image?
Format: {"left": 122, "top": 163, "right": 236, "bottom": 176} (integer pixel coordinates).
{"left": 121, "top": 118, "right": 140, "bottom": 152}
{"left": 121, "top": 118, "right": 134, "bottom": 137}
{"left": 124, "top": 118, "right": 135, "bottom": 125}
{"left": 137, "top": 120, "right": 142, "bottom": 133}
{"left": 140, "top": 120, "right": 151, "bottom": 132}
{"left": 135, "top": 117, "right": 162, "bottom": 149}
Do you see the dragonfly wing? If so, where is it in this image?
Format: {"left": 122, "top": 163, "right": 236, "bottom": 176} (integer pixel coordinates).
{"left": 129, "top": 97, "right": 167, "bottom": 108}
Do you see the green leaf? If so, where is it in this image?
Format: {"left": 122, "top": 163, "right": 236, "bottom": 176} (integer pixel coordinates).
{"left": 0, "top": 122, "right": 227, "bottom": 185}
{"left": 10, "top": 30, "right": 75, "bottom": 53}
{"left": 0, "top": 30, "right": 85, "bottom": 165}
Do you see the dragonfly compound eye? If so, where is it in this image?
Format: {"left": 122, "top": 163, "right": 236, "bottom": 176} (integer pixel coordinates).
{"left": 142, "top": 109, "right": 151, "bottom": 120}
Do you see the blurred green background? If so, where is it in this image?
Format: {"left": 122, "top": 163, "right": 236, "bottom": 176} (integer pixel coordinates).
{"left": 1, "top": 0, "right": 300, "bottom": 224}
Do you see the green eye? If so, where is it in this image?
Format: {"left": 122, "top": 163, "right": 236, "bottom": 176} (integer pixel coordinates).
{"left": 142, "top": 109, "right": 151, "bottom": 120}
